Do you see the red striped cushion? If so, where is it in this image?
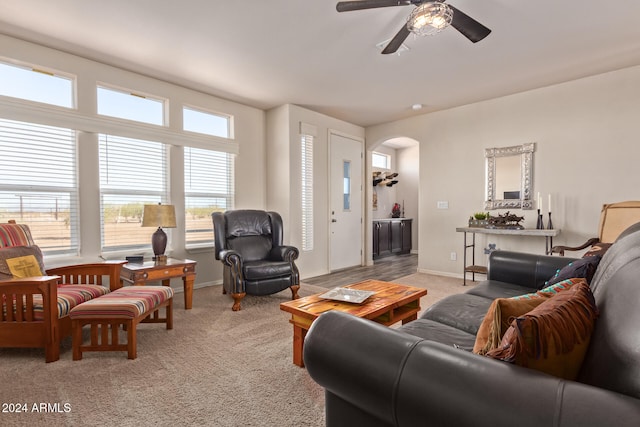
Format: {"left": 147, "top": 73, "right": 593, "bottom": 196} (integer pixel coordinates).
{"left": 0, "top": 223, "right": 35, "bottom": 248}
{"left": 3, "top": 284, "right": 111, "bottom": 320}
{"left": 69, "top": 286, "right": 174, "bottom": 319}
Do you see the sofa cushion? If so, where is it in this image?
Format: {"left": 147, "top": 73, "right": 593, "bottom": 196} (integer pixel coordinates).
{"left": 473, "top": 296, "right": 546, "bottom": 355}
{"left": 243, "top": 260, "right": 291, "bottom": 280}
{"left": 465, "top": 280, "right": 538, "bottom": 300}
{"left": 421, "top": 294, "right": 493, "bottom": 335}
{"left": 0, "top": 223, "right": 35, "bottom": 248}
{"left": 227, "top": 235, "right": 272, "bottom": 261}
{"left": 485, "top": 281, "right": 598, "bottom": 380}
{"left": 473, "top": 278, "right": 583, "bottom": 355}
{"left": 2, "top": 284, "right": 111, "bottom": 320}
{"left": 0, "top": 245, "right": 46, "bottom": 280}
{"left": 399, "top": 318, "right": 477, "bottom": 351}
{"left": 544, "top": 255, "right": 601, "bottom": 287}
{"left": 69, "top": 286, "right": 174, "bottom": 319}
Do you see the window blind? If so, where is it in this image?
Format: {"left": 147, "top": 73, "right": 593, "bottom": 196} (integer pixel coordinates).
{"left": 0, "top": 118, "right": 79, "bottom": 254}
{"left": 184, "top": 146, "right": 234, "bottom": 247}
{"left": 301, "top": 134, "right": 314, "bottom": 251}
{"left": 99, "top": 134, "right": 168, "bottom": 252}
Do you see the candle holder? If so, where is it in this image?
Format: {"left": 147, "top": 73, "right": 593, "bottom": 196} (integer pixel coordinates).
{"left": 536, "top": 209, "right": 544, "bottom": 229}
{"left": 547, "top": 212, "right": 554, "bottom": 230}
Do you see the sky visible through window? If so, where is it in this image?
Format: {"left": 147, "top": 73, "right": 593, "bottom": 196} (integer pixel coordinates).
{"left": 0, "top": 62, "right": 233, "bottom": 250}
{"left": 0, "top": 61, "right": 230, "bottom": 136}
{"left": 0, "top": 62, "right": 73, "bottom": 107}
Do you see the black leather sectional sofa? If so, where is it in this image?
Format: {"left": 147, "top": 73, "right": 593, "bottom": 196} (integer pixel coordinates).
{"left": 304, "top": 224, "right": 640, "bottom": 426}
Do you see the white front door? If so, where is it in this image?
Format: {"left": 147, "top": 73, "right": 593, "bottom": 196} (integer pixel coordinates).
{"left": 329, "top": 132, "right": 363, "bottom": 271}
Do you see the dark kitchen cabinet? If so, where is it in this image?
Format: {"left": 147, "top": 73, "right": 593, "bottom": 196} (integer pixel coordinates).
{"left": 373, "top": 218, "right": 412, "bottom": 259}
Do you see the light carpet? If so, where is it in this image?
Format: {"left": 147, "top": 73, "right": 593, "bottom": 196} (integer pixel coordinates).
{"left": 0, "top": 272, "right": 472, "bottom": 427}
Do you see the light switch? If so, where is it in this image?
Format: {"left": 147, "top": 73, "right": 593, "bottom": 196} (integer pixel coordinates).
{"left": 437, "top": 201, "right": 449, "bottom": 209}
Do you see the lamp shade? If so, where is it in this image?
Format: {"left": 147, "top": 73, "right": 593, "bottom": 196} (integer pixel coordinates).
{"left": 142, "top": 204, "right": 176, "bottom": 228}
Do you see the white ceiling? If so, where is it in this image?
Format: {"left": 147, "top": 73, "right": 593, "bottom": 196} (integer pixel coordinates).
{"left": 1, "top": 1, "right": 640, "bottom": 127}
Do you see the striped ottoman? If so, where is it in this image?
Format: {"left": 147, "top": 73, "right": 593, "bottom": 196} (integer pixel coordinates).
{"left": 70, "top": 286, "right": 174, "bottom": 360}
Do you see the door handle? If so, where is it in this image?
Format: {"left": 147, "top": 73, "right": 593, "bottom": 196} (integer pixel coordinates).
{"left": 332, "top": 219, "right": 337, "bottom": 223}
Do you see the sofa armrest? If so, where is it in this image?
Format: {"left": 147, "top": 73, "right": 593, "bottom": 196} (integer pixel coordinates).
{"left": 304, "top": 311, "right": 422, "bottom": 425}
{"left": 0, "top": 276, "right": 60, "bottom": 350}
{"left": 487, "top": 250, "right": 577, "bottom": 289}
{"left": 305, "top": 311, "right": 640, "bottom": 427}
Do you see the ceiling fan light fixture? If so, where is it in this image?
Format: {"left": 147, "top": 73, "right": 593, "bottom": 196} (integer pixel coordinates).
{"left": 407, "top": 2, "right": 453, "bottom": 36}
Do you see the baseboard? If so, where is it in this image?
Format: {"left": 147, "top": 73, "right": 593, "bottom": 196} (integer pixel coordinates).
{"left": 417, "top": 268, "right": 464, "bottom": 279}
{"left": 166, "top": 280, "right": 221, "bottom": 293}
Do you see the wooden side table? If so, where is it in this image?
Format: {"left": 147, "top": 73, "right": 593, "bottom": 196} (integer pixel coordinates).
{"left": 119, "top": 258, "right": 197, "bottom": 309}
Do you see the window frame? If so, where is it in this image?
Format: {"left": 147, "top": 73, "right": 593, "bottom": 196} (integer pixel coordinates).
{"left": 0, "top": 58, "right": 76, "bottom": 109}
{"left": 96, "top": 83, "right": 167, "bottom": 126}
{"left": 182, "top": 105, "right": 232, "bottom": 139}
{"left": 372, "top": 151, "right": 390, "bottom": 169}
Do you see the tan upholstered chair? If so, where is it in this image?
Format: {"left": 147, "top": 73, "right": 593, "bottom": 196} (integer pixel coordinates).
{"left": 551, "top": 201, "right": 640, "bottom": 255}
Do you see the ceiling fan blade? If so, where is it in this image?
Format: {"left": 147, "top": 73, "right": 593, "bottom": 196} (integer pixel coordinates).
{"left": 381, "top": 24, "right": 411, "bottom": 54}
{"left": 336, "top": 0, "right": 414, "bottom": 13}
{"left": 447, "top": 5, "right": 491, "bottom": 43}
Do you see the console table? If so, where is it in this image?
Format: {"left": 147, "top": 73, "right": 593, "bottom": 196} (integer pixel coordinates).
{"left": 456, "top": 227, "right": 560, "bottom": 285}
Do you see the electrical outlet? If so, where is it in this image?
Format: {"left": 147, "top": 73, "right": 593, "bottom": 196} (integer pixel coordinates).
{"left": 450, "top": 252, "right": 457, "bottom": 261}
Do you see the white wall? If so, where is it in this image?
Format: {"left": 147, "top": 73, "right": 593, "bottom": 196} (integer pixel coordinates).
{"left": 395, "top": 144, "right": 419, "bottom": 254}
{"left": 367, "top": 64, "right": 640, "bottom": 276}
{"left": 266, "top": 104, "right": 364, "bottom": 279}
{"left": 372, "top": 145, "right": 397, "bottom": 219}
{"left": 0, "top": 34, "right": 267, "bottom": 289}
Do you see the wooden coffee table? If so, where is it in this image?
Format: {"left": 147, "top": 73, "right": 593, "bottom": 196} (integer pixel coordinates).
{"left": 280, "top": 279, "right": 427, "bottom": 367}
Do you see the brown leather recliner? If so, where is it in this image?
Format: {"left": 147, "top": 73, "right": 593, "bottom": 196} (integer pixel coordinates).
{"left": 212, "top": 210, "right": 300, "bottom": 311}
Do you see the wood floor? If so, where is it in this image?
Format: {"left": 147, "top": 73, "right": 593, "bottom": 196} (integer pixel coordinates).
{"left": 303, "top": 254, "right": 418, "bottom": 289}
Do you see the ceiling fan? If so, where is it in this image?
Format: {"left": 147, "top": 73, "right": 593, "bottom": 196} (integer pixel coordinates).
{"left": 336, "top": 0, "right": 491, "bottom": 54}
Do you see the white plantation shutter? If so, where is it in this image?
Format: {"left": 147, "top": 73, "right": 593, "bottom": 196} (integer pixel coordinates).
{"left": 99, "top": 134, "right": 168, "bottom": 252}
{"left": 184, "top": 146, "right": 234, "bottom": 247}
{"left": 301, "top": 133, "right": 314, "bottom": 251}
{"left": 0, "top": 118, "right": 79, "bottom": 254}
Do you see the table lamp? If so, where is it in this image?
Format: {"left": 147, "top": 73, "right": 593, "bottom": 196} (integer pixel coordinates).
{"left": 142, "top": 203, "right": 176, "bottom": 260}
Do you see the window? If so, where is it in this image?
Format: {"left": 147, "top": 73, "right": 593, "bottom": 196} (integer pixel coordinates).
{"left": 372, "top": 151, "right": 390, "bottom": 169}
{"left": 184, "top": 147, "right": 234, "bottom": 247}
{"left": 343, "top": 161, "right": 351, "bottom": 211}
{"left": 0, "top": 118, "right": 78, "bottom": 254}
{"left": 0, "top": 61, "right": 74, "bottom": 108}
{"left": 183, "top": 106, "right": 230, "bottom": 138}
{"left": 97, "top": 85, "right": 164, "bottom": 125}
{"left": 301, "top": 134, "right": 314, "bottom": 251}
{"left": 99, "top": 135, "right": 168, "bottom": 252}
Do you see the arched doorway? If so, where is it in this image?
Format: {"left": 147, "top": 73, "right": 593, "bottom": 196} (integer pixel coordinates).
{"left": 366, "top": 136, "right": 420, "bottom": 264}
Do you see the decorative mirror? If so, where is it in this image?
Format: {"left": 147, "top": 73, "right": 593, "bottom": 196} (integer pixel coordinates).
{"left": 485, "top": 142, "right": 535, "bottom": 210}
